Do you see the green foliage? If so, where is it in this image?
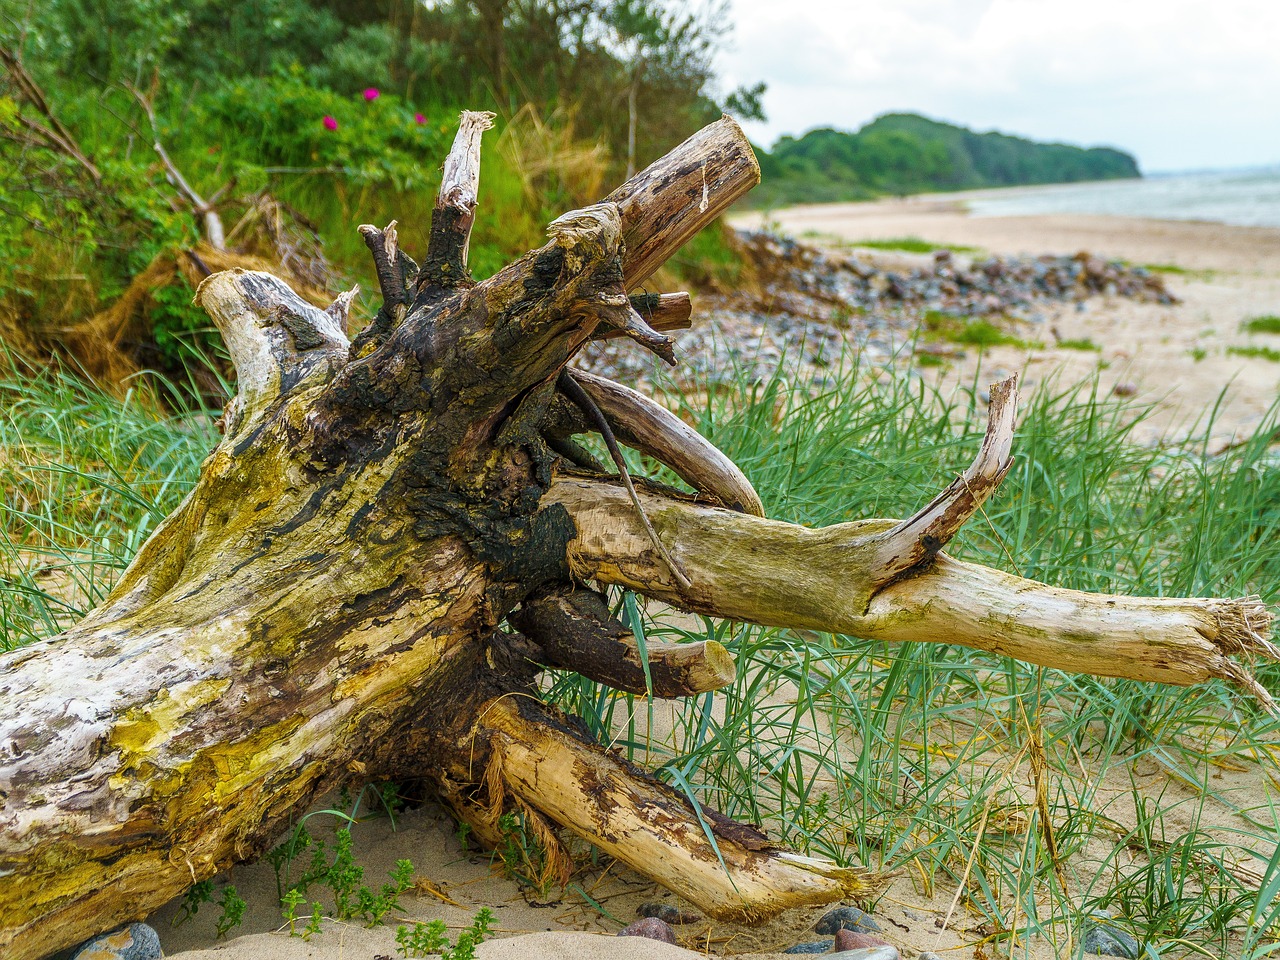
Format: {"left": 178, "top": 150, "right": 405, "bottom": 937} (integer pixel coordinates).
{"left": 922, "top": 311, "right": 1040, "bottom": 349}
{"left": 849, "top": 236, "right": 979, "bottom": 255}
{"left": 751, "top": 112, "right": 1140, "bottom": 207}
{"left": 1056, "top": 337, "right": 1101, "bottom": 351}
{"left": 1228, "top": 345, "right": 1280, "bottom": 362}
{"left": 396, "top": 907, "right": 495, "bottom": 960}
{"left": 215, "top": 885, "right": 246, "bottom": 939}
{"left": 1242, "top": 315, "right": 1280, "bottom": 335}
{"left": 494, "top": 811, "right": 554, "bottom": 899}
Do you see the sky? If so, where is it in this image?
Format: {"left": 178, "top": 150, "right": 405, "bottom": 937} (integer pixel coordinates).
{"left": 715, "top": 0, "right": 1280, "bottom": 173}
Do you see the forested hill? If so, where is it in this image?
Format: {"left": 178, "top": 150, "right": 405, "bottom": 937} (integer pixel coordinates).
{"left": 751, "top": 112, "right": 1140, "bottom": 207}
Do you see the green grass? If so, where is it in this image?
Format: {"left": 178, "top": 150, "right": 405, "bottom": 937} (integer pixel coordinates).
{"left": 4, "top": 352, "right": 1280, "bottom": 957}
{"left": 922, "top": 311, "right": 1042, "bottom": 350}
{"left": 1228, "top": 345, "right": 1280, "bottom": 363}
{"left": 1056, "top": 337, "right": 1101, "bottom": 352}
{"left": 849, "top": 236, "right": 981, "bottom": 255}
{"left": 1242, "top": 315, "right": 1280, "bottom": 336}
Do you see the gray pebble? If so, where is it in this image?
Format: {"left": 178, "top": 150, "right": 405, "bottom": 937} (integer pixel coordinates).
{"left": 1083, "top": 920, "right": 1140, "bottom": 958}
{"left": 816, "top": 904, "right": 881, "bottom": 934}
{"left": 636, "top": 901, "right": 700, "bottom": 924}
{"left": 784, "top": 941, "right": 835, "bottom": 954}
{"left": 71, "top": 923, "right": 162, "bottom": 960}
{"left": 918, "top": 953, "right": 945, "bottom": 960}
{"left": 830, "top": 948, "right": 899, "bottom": 960}
{"left": 618, "top": 916, "right": 677, "bottom": 944}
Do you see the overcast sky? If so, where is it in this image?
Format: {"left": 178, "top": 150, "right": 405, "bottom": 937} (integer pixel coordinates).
{"left": 715, "top": 0, "right": 1280, "bottom": 173}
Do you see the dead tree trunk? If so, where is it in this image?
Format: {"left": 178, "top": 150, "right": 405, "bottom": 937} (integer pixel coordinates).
{"left": 1, "top": 113, "right": 1276, "bottom": 960}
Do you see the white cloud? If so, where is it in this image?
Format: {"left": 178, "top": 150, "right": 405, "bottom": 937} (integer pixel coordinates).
{"left": 717, "top": 0, "right": 1280, "bottom": 170}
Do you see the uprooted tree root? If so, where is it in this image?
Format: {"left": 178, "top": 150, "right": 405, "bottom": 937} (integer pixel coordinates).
{"left": 1, "top": 112, "right": 1274, "bottom": 960}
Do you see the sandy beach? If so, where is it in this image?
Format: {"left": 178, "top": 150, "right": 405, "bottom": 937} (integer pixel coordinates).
{"left": 132, "top": 198, "right": 1279, "bottom": 960}
{"left": 734, "top": 198, "right": 1280, "bottom": 450}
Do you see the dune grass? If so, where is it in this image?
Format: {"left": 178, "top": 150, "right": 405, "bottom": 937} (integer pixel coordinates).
{"left": 3, "top": 351, "right": 1279, "bottom": 957}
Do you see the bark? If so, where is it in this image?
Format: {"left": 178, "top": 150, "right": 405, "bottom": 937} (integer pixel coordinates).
{"left": 0, "top": 112, "right": 1275, "bottom": 960}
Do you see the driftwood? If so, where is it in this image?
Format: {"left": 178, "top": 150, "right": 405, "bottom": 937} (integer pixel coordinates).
{"left": 1, "top": 113, "right": 1276, "bottom": 960}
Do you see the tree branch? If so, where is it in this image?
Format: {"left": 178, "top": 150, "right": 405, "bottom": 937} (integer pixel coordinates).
{"left": 512, "top": 586, "right": 735, "bottom": 697}
{"left": 568, "top": 369, "right": 765, "bottom": 516}
{"left": 477, "top": 697, "right": 891, "bottom": 922}
{"left": 543, "top": 476, "right": 1279, "bottom": 709}
{"left": 606, "top": 115, "right": 760, "bottom": 289}
{"left": 418, "top": 110, "right": 496, "bottom": 296}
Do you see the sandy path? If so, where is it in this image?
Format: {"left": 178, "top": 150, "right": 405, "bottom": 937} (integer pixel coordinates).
{"left": 734, "top": 201, "right": 1280, "bottom": 449}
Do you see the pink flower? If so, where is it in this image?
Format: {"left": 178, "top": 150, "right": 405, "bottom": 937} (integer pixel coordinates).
{"left": 363, "top": 88, "right": 380, "bottom": 101}
{"left": 415, "top": 112, "right": 426, "bottom": 124}
{"left": 322, "top": 116, "right": 338, "bottom": 131}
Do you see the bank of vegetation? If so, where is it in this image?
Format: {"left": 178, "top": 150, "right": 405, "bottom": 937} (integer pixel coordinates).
{"left": 752, "top": 112, "right": 1140, "bottom": 206}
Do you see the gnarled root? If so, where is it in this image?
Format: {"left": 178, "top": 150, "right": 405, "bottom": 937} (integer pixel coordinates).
{"left": 473, "top": 697, "right": 891, "bottom": 922}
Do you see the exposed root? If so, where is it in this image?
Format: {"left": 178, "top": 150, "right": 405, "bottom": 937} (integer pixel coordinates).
{"left": 558, "top": 370, "right": 692, "bottom": 590}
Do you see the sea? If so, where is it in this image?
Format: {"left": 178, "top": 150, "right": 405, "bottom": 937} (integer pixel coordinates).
{"left": 955, "top": 166, "right": 1280, "bottom": 228}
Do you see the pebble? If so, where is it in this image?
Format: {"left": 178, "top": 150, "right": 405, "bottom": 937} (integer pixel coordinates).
{"left": 618, "top": 916, "right": 677, "bottom": 944}
{"left": 783, "top": 941, "right": 835, "bottom": 954}
{"left": 918, "top": 953, "right": 946, "bottom": 960}
{"left": 580, "top": 230, "right": 1176, "bottom": 395}
{"left": 1082, "top": 918, "right": 1141, "bottom": 958}
{"left": 816, "top": 904, "right": 882, "bottom": 934}
{"left": 834, "top": 929, "right": 892, "bottom": 951}
{"left": 830, "top": 948, "right": 899, "bottom": 960}
{"left": 636, "top": 901, "right": 701, "bottom": 924}
{"left": 1112, "top": 382, "right": 1137, "bottom": 397}
{"left": 71, "top": 923, "right": 162, "bottom": 960}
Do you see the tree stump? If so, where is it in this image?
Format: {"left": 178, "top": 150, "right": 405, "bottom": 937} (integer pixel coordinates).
{"left": 1, "top": 112, "right": 1275, "bottom": 960}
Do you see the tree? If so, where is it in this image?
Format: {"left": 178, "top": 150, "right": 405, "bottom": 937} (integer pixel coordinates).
{"left": 1, "top": 113, "right": 1275, "bottom": 960}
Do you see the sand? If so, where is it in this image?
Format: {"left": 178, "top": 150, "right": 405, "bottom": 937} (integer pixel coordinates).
{"left": 144, "top": 199, "right": 1279, "bottom": 960}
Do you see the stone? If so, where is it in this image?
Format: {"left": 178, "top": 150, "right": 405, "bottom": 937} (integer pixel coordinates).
{"left": 830, "top": 948, "right": 900, "bottom": 960}
{"left": 618, "top": 917, "right": 677, "bottom": 944}
{"left": 783, "top": 941, "right": 835, "bottom": 954}
{"left": 71, "top": 923, "right": 163, "bottom": 960}
{"left": 1082, "top": 919, "right": 1141, "bottom": 958}
{"left": 816, "top": 904, "right": 881, "bottom": 934}
{"left": 834, "top": 928, "right": 892, "bottom": 951}
{"left": 636, "top": 901, "right": 700, "bottom": 924}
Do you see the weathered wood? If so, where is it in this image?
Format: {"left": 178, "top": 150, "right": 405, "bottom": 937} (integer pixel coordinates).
{"left": 0, "top": 110, "right": 1274, "bottom": 960}
{"left": 606, "top": 116, "right": 760, "bottom": 288}
{"left": 475, "top": 698, "right": 891, "bottom": 921}
{"left": 570, "top": 369, "right": 764, "bottom": 516}
{"left": 512, "top": 586, "right": 736, "bottom": 697}
{"left": 418, "top": 110, "right": 496, "bottom": 295}
{"left": 592, "top": 293, "right": 693, "bottom": 340}
{"left": 544, "top": 475, "right": 1277, "bottom": 707}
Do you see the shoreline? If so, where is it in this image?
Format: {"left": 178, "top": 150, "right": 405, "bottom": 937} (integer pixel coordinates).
{"left": 731, "top": 202, "right": 1280, "bottom": 450}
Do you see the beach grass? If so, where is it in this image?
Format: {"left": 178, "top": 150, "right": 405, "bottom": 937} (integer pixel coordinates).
{"left": 4, "top": 351, "right": 1280, "bottom": 957}
{"left": 1228, "top": 345, "right": 1280, "bottom": 363}
{"left": 849, "top": 236, "right": 982, "bottom": 255}
{"left": 1242, "top": 315, "right": 1280, "bottom": 336}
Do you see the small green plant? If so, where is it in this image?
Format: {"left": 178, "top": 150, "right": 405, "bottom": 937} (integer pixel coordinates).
{"left": 174, "top": 879, "right": 215, "bottom": 926}
{"left": 1227, "top": 345, "right": 1280, "bottom": 363}
{"left": 914, "top": 351, "right": 949, "bottom": 368}
{"left": 455, "top": 821, "right": 473, "bottom": 853}
{"left": 1188, "top": 347, "right": 1208, "bottom": 362}
{"left": 922, "top": 311, "right": 1039, "bottom": 349}
{"left": 215, "top": 885, "right": 246, "bottom": 939}
{"left": 304, "top": 902, "right": 325, "bottom": 941}
{"left": 396, "top": 908, "right": 494, "bottom": 959}
{"left": 1242, "top": 315, "right": 1280, "bottom": 335}
{"left": 282, "top": 888, "right": 306, "bottom": 935}
{"left": 852, "top": 236, "right": 979, "bottom": 255}
{"left": 1057, "top": 337, "right": 1101, "bottom": 351}
{"left": 495, "top": 811, "right": 554, "bottom": 899}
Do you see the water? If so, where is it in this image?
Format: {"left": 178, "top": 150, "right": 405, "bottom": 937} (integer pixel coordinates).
{"left": 959, "top": 166, "right": 1280, "bottom": 228}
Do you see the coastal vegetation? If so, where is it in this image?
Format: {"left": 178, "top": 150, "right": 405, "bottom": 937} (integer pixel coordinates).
{"left": 2, "top": 4, "right": 1279, "bottom": 960}
{"left": 752, "top": 112, "right": 1140, "bottom": 207}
